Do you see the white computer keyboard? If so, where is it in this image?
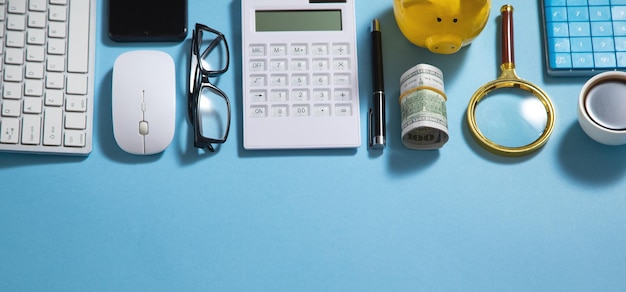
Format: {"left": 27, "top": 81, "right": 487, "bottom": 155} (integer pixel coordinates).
{"left": 0, "top": 0, "right": 96, "bottom": 155}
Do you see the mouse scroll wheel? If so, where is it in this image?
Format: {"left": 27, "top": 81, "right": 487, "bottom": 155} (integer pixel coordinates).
{"left": 139, "top": 120, "right": 149, "bottom": 135}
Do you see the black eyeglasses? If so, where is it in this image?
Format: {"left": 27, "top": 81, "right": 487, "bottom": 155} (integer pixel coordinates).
{"left": 188, "top": 23, "right": 231, "bottom": 151}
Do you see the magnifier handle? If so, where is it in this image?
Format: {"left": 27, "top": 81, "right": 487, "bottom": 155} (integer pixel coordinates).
{"left": 501, "top": 5, "right": 514, "bottom": 66}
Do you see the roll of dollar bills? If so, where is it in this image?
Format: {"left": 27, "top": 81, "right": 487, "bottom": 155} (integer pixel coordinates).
{"left": 399, "top": 64, "right": 449, "bottom": 150}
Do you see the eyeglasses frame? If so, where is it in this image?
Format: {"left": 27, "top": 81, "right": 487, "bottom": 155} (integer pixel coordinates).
{"left": 188, "top": 23, "right": 231, "bottom": 152}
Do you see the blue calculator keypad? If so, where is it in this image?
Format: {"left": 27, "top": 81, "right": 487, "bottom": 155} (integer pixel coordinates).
{"left": 542, "top": 0, "right": 626, "bottom": 75}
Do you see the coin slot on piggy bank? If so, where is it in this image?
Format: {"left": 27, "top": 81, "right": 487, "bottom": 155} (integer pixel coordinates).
{"left": 393, "top": 0, "right": 491, "bottom": 54}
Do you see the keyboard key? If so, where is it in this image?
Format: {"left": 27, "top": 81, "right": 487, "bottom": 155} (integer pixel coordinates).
{"left": 45, "top": 90, "right": 64, "bottom": 106}
{"left": 49, "top": 6, "right": 67, "bottom": 21}
{"left": 2, "top": 99, "right": 21, "bottom": 117}
{"left": 46, "top": 72, "right": 64, "bottom": 88}
{"left": 7, "top": 14, "right": 26, "bottom": 31}
{"left": 4, "top": 65, "right": 24, "bottom": 81}
{"left": 23, "top": 97, "right": 42, "bottom": 113}
{"left": 24, "top": 80, "right": 43, "bottom": 96}
{"left": 21, "top": 114, "right": 41, "bottom": 144}
{"left": 8, "top": 0, "right": 27, "bottom": 14}
{"left": 4, "top": 48, "right": 24, "bottom": 64}
{"left": 64, "top": 130, "right": 85, "bottom": 147}
{"left": 66, "top": 75, "right": 88, "bottom": 95}
{"left": 65, "top": 112, "right": 85, "bottom": 129}
{"left": 0, "top": 117, "right": 20, "bottom": 143}
{"left": 48, "top": 22, "right": 66, "bottom": 38}
{"left": 6, "top": 31, "right": 25, "bottom": 47}
{"left": 29, "top": 0, "right": 47, "bottom": 12}
{"left": 3, "top": 82, "right": 22, "bottom": 99}
{"left": 65, "top": 95, "right": 86, "bottom": 112}
{"left": 28, "top": 12, "right": 46, "bottom": 27}
{"left": 43, "top": 107, "right": 62, "bottom": 145}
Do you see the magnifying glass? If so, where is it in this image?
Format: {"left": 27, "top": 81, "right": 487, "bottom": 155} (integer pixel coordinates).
{"left": 467, "top": 4, "right": 556, "bottom": 156}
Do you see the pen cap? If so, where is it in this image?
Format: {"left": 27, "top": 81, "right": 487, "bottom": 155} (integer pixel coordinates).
{"left": 371, "top": 19, "right": 384, "bottom": 91}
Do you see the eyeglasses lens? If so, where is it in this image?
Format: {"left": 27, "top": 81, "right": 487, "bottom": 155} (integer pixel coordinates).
{"left": 198, "top": 30, "right": 228, "bottom": 73}
{"left": 198, "top": 86, "right": 229, "bottom": 140}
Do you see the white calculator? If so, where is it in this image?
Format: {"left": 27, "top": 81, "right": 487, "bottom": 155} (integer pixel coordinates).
{"left": 241, "top": 0, "right": 360, "bottom": 149}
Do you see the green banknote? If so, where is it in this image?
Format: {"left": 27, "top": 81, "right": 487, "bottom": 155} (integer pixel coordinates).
{"left": 400, "top": 89, "right": 449, "bottom": 150}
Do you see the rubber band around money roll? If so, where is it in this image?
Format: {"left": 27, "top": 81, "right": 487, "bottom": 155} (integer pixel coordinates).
{"left": 399, "top": 64, "right": 449, "bottom": 150}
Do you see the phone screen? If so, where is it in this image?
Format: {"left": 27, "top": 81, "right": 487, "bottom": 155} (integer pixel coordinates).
{"left": 108, "top": 0, "right": 188, "bottom": 41}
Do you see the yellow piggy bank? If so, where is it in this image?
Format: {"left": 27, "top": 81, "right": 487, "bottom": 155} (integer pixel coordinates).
{"left": 393, "top": 0, "right": 491, "bottom": 54}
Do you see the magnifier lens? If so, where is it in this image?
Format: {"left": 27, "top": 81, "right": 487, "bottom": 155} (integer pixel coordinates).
{"left": 474, "top": 87, "right": 548, "bottom": 148}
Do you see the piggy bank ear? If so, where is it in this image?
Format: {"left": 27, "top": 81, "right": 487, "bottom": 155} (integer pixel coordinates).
{"left": 402, "top": 0, "right": 433, "bottom": 8}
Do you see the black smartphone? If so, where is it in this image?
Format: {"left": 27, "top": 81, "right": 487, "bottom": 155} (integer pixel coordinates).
{"left": 108, "top": 0, "right": 188, "bottom": 42}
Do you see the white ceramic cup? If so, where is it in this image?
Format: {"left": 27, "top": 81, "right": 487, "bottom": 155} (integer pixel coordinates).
{"left": 578, "top": 71, "right": 626, "bottom": 145}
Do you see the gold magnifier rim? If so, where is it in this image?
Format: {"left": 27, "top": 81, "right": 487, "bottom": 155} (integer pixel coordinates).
{"left": 466, "top": 70, "right": 556, "bottom": 157}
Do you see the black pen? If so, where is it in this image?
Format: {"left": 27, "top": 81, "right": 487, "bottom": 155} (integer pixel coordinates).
{"left": 369, "top": 19, "right": 386, "bottom": 149}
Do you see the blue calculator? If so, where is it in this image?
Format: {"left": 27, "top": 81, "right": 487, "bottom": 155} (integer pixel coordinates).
{"left": 541, "top": 0, "right": 626, "bottom": 76}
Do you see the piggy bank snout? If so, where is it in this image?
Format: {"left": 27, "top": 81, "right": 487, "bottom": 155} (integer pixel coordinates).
{"left": 392, "top": 0, "right": 491, "bottom": 54}
{"left": 425, "top": 34, "right": 463, "bottom": 54}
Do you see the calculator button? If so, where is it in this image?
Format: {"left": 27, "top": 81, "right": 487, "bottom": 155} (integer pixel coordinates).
{"left": 615, "top": 37, "right": 626, "bottom": 51}
{"left": 312, "top": 43, "right": 329, "bottom": 55}
{"left": 332, "top": 43, "right": 349, "bottom": 55}
{"left": 292, "top": 105, "right": 309, "bottom": 117}
{"left": 250, "top": 90, "right": 267, "bottom": 102}
{"left": 334, "top": 74, "right": 350, "bottom": 86}
{"left": 291, "top": 59, "right": 308, "bottom": 71}
{"left": 570, "top": 37, "right": 592, "bottom": 52}
{"left": 249, "top": 75, "right": 267, "bottom": 87}
{"left": 270, "top": 75, "right": 288, "bottom": 86}
{"left": 292, "top": 89, "right": 309, "bottom": 101}
{"left": 313, "top": 89, "right": 330, "bottom": 101}
{"left": 314, "top": 104, "right": 331, "bottom": 117}
{"left": 590, "top": 6, "right": 611, "bottom": 22}
{"left": 291, "top": 74, "right": 308, "bottom": 86}
{"left": 333, "top": 59, "right": 350, "bottom": 71}
{"left": 334, "top": 89, "right": 351, "bottom": 101}
{"left": 250, "top": 106, "right": 267, "bottom": 118}
{"left": 567, "top": 7, "right": 589, "bottom": 22}
{"left": 551, "top": 53, "right": 573, "bottom": 68}
{"left": 291, "top": 44, "right": 307, "bottom": 56}
{"left": 548, "top": 22, "right": 569, "bottom": 38}
{"left": 571, "top": 53, "right": 593, "bottom": 67}
{"left": 312, "top": 59, "right": 329, "bottom": 70}
{"left": 569, "top": 22, "right": 590, "bottom": 37}
{"left": 617, "top": 52, "right": 626, "bottom": 66}
{"left": 249, "top": 44, "right": 266, "bottom": 56}
{"left": 546, "top": 7, "right": 567, "bottom": 22}
{"left": 335, "top": 104, "right": 352, "bottom": 116}
{"left": 249, "top": 60, "right": 266, "bottom": 71}
{"left": 270, "top": 44, "right": 287, "bottom": 56}
{"left": 591, "top": 22, "right": 613, "bottom": 37}
{"left": 592, "top": 37, "right": 615, "bottom": 51}
{"left": 271, "top": 90, "right": 288, "bottom": 102}
{"left": 271, "top": 105, "right": 288, "bottom": 117}
{"left": 313, "top": 74, "right": 330, "bottom": 86}
{"left": 549, "top": 38, "right": 571, "bottom": 52}
{"left": 612, "top": 6, "right": 626, "bottom": 21}
{"left": 594, "top": 52, "right": 616, "bottom": 67}
{"left": 614, "top": 22, "right": 626, "bottom": 36}
{"left": 270, "top": 59, "right": 287, "bottom": 71}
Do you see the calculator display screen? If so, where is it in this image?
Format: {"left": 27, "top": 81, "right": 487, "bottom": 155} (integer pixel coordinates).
{"left": 255, "top": 10, "right": 342, "bottom": 32}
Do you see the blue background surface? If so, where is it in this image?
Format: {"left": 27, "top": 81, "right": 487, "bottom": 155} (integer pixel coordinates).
{"left": 2, "top": 0, "right": 626, "bottom": 290}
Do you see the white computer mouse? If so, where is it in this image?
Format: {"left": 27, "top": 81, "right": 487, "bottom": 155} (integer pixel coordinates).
{"left": 112, "top": 50, "right": 176, "bottom": 155}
